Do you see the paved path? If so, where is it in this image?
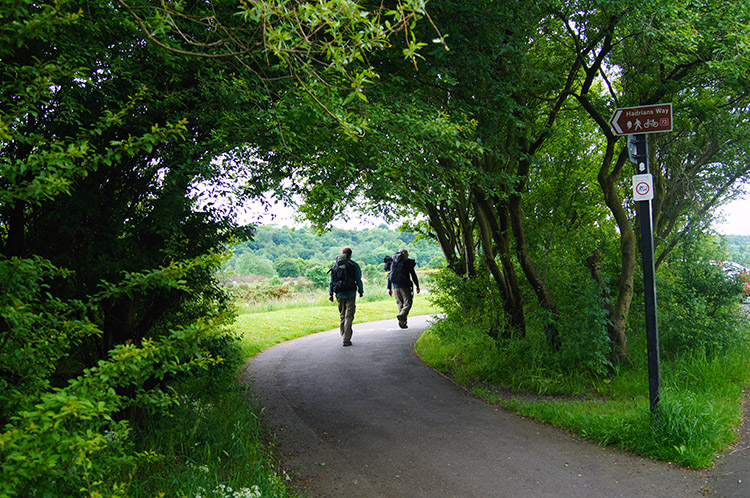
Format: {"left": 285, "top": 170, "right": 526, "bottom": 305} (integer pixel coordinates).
{"left": 244, "top": 315, "right": 749, "bottom": 497}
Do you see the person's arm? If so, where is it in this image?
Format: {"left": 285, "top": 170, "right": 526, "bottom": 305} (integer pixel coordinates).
{"left": 387, "top": 272, "right": 393, "bottom": 296}
{"left": 356, "top": 262, "right": 364, "bottom": 297}
{"left": 328, "top": 270, "right": 334, "bottom": 301}
{"left": 410, "top": 262, "right": 420, "bottom": 293}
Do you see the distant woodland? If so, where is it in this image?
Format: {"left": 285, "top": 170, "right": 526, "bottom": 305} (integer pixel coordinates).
{"left": 224, "top": 225, "right": 445, "bottom": 278}
{"left": 224, "top": 227, "right": 750, "bottom": 279}
{"left": 726, "top": 235, "right": 750, "bottom": 267}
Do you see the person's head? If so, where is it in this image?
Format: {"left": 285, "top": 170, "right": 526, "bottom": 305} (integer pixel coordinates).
{"left": 342, "top": 247, "right": 353, "bottom": 259}
{"left": 400, "top": 248, "right": 409, "bottom": 258}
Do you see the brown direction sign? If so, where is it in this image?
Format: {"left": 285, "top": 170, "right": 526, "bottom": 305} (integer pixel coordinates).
{"left": 609, "top": 103, "right": 672, "bottom": 135}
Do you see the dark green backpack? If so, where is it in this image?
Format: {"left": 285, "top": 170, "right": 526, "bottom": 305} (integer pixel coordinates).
{"left": 331, "top": 255, "right": 357, "bottom": 293}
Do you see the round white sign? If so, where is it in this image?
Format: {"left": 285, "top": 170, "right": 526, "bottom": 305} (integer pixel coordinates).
{"left": 632, "top": 174, "right": 654, "bottom": 201}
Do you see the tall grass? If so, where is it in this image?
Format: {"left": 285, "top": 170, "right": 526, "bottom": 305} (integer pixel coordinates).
{"left": 235, "top": 286, "right": 393, "bottom": 315}
{"left": 130, "top": 385, "right": 297, "bottom": 498}
{"left": 502, "top": 383, "right": 742, "bottom": 468}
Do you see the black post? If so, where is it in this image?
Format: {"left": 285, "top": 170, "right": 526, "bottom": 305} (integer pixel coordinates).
{"left": 632, "top": 133, "right": 661, "bottom": 414}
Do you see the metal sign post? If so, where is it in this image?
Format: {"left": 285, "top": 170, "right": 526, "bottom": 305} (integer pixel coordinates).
{"left": 611, "top": 103, "right": 672, "bottom": 415}
{"left": 630, "top": 134, "right": 661, "bottom": 415}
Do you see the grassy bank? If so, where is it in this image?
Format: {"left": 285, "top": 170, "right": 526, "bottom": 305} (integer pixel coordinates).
{"left": 415, "top": 313, "right": 750, "bottom": 469}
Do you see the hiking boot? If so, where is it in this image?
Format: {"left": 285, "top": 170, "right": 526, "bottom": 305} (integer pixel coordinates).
{"left": 398, "top": 320, "right": 408, "bottom": 329}
{"left": 343, "top": 341, "right": 353, "bottom": 346}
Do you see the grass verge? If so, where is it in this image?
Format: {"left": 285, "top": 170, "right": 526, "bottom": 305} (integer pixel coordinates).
{"left": 416, "top": 316, "right": 750, "bottom": 469}
{"left": 130, "top": 384, "right": 298, "bottom": 498}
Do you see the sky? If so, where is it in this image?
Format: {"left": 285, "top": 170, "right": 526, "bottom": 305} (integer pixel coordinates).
{"left": 714, "top": 196, "right": 750, "bottom": 236}
{"left": 238, "top": 195, "right": 391, "bottom": 230}
{"left": 242, "top": 193, "right": 750, "bottom": 235}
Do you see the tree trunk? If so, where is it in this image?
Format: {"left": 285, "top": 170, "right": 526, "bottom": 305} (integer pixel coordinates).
{"left": 425, "top": 202, "right": 462, "bottom": 274}
{"left": 508, "top": 154, "right": 560, "bottom": 349}
{"left": 474, "top": 195, "right": 525, "bottom": 337}
{"left": 585, "top": 250, "right": 614, "bottom": 318}
{"left": 575, "top": 94, "right": 633, "bottom": 361}
{"left": 455, "top": 189, "right": 476, "bottom": 278}
{"left": 598, "top": 148, "right": 633, "bottom": 360}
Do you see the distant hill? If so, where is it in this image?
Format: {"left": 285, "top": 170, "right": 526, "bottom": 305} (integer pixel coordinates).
{"left": 725, "top": 234, "right": 750, "bottom": 267}
{"left": 224, "top": 225, "right": 445, "bottom": 277}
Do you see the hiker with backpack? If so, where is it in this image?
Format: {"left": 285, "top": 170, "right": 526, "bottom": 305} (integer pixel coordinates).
{"left": 328, "top": 247, "right": 364, "bottom": 346}
{"left": 387, "top": 249, "right": 420, "bottom": 329}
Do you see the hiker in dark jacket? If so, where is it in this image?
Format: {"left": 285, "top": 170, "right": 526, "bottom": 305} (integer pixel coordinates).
{"left": 329, "top": 247, "right": 364, "bottom": 346}
{"left": 387, "top": 249, "right": 420, "bottom": 329}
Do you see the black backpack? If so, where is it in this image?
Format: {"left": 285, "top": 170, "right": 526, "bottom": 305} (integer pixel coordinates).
{"left": 389, "top": 251, "right": 411, "bottom": 287}
{"left": 383, "top": 255, "right": 393, "bottom": 272}
{"left": 330, "top": 255, "right": 357, "bottom": 293}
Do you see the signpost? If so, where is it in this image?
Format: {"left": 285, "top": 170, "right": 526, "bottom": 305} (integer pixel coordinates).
{"left": 610, "top": 103, "right": 673, "bottom": 415}
{"left": 609, "top": 103, "right": 672, "bottom": 136}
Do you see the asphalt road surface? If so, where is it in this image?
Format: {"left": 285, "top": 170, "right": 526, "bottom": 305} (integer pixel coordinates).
{"left": 244, "top": 315, "right": 750, "bottom": 497}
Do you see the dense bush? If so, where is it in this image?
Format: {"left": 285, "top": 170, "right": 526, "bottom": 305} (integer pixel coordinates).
{"left": 428, "top": 264, "right": 614, "bottom": 377}
{"left": 427, "top": 269, "right": 508, "bottom": 339}
{"left": 273, "top": 257, "right": 305, "bottom": 278}
{"left": 305, "top": 263, "right": 332, "bottom": 289}
{"left": 0, "top": 2, "right": 266, "bottom": 493}
{"left": 422, "top": 267, "right": 614, "bottom": 392}
{"left": 657, "top": 258, "right": 746, "bottom": 357}
{"left": 421, "top": 245, "right": 749, "bottom": 393}
{"left": 0, "top": 255, "right": 235, "bottom": 497}
{"left": 554, "top": 278, "right": 614, "bottom": 377}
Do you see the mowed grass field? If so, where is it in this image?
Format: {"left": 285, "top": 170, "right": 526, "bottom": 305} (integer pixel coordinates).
{"left": 234, "top": 294, "right": 440, "bottom": 358}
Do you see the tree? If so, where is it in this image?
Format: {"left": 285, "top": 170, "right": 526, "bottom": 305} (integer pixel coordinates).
{"left": 0, "top": 0, "right": 267, "bottom": 491}
{"left": 264, "top": 0, "right": 750, "bottom": 362}
{"left": 273, "top": 257, "right": 304, "bottom": 278}
{"left": 233, "top": 253, "right": 276, "bottom": 277}
{"left": 564, "top": 1, "right": 750, "bottom": 358}
{"left": 305, "top": 263, "right": 331, "bottom": 289}
{"left": 0, "top": 0, "right": 433, "bottom": 494}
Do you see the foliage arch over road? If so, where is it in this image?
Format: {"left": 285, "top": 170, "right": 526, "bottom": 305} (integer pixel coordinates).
{"left": 262, "top": 0, "right": 750, "bottom": 362}
{"left": 0, "top": 0, "right": 431, "bottom": 495}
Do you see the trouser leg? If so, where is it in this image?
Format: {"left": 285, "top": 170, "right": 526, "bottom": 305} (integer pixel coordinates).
{"left": 395, "top": 290, "right": 405, "bottom": 317}
{"left": 338, "top": 296, "right": 356, "bottom": 342}
{"left": 395, "top": 287, "right": 413, "bottom": 324}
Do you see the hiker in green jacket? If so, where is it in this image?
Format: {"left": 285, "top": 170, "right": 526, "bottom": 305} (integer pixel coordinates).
{"left": 329, "top": 247, "right": 364, "bottom": 346}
